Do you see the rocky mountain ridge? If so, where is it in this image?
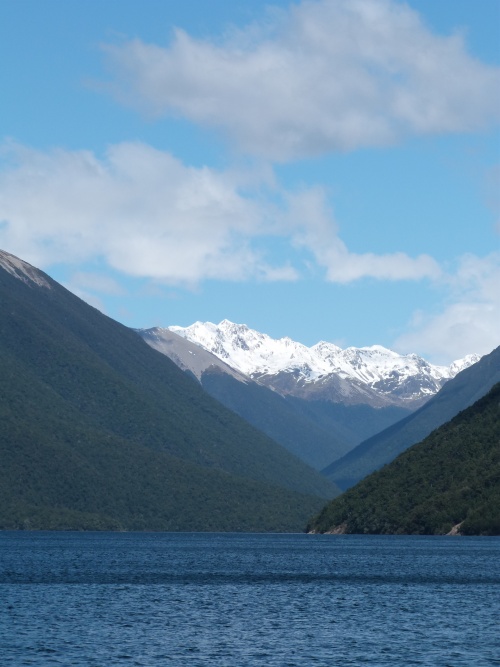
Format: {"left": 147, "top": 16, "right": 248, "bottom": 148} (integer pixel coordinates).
{"left": 139, "top": 327, "right": 413, "bottom": 470}
{"left": 166, "top": 320, "right": 480, "bottom": 408}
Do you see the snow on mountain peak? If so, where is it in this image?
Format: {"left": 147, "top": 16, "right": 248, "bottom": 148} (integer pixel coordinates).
{"left": 168, "top": 320, "right": 481, "bottom": 397}
{"left": 170, "top": 320, "right": 320, "bottom": 376}
{"left": 449, "top": 354, "right": 482, "bottom": 376}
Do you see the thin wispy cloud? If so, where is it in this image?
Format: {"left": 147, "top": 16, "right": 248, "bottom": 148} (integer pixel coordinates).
{"left": 287, "top": 187, "right": 441, "bottom": 282}
{"left": 103, "top": 0, "right": 500, "bottom": 160}
{"left": 69, "top": 271, "right": 126, "bottom": 295}
{"left": 395, "top": 253, "right": 500, "bottom": 361}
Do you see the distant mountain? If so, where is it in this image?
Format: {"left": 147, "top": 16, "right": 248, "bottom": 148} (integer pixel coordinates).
{"left": 139, "top": 327, "right": 251, "bottom": 383}
{"left": 322, "top": 344, "right": 500, "bottom": 490}
{"left": 0, "top": 249, "right": 339, "bottom": 532}
{"left": 169, "top": 320, "right": 479, "bottom": 409}
{"left": 308, "top": 383, "right": 500, "bottom": 536}
{"left": 140, "top": 327, "right": 411, "bottom": 470}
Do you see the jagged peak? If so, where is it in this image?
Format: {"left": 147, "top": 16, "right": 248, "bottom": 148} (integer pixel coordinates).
{"left": 168, "top": 319, "right": 482, "bottom": 398}
{"left": 219, "top": 318, "right": 247, "bottom": 329}
{"left": 357, "top": 344, "right": 395, "bottom": 354}
{"left": 449, "top": 353, "right": 482, "bottom": 376}
{"left": 313, "top": 340, "right": 342, "bottom": 350}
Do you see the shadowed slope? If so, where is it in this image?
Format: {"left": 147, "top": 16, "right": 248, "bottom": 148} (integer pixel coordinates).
{"left": 309, "top": 384, "right": 500, "bottom": 536}
{"left": 0, "top": 250, "right": 338, "bottom": 531}
{"left": 322, "top": 345, "right": 500, "bottom": 490}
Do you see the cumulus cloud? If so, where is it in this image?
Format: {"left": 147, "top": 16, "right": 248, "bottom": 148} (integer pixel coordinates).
{"left": 394, "top": 253, "right": 500, "bottom": 363}
{"left": 0, "top": 141, "right": 297, "bottom": 285}
{"left": 103, "top": 0, "right": 500, "bottom": 160}
{"left": 0, "top": 140, "right": 441, "bottom": 287}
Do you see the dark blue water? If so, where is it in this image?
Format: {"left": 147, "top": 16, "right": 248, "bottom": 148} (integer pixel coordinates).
{"left": 1, "top": 532, "right": 499, "bottom": 666}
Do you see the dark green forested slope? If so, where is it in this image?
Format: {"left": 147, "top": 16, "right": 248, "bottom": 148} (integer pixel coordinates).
{"left": 0, "top": 347, "right": 329, "bottom": 531}
{"left": 0, "top": 251, "right": 338, "bottom": 531}
{"left": 308, "top": 383, "right": 500, "bottom": 536}
{"left": 323, "top": 345, "right": 500, "bottom": 490}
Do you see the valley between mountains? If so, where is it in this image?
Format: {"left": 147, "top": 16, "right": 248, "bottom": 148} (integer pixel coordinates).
{"left": 1, "top": 248, "right": 499, "bottom": 534}
{"left": 137, "top": 322, "right": 480, "bottom": 478}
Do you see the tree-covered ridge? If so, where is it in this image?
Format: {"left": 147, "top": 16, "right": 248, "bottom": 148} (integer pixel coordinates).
{"left": 0, "top": 253, "right": 338, "bottom": 531}
{"left": 322, "top": 344, "right": 500, "bottom": 490}
{"left": 308, "top": 383, "right": 500, "bottom": 536}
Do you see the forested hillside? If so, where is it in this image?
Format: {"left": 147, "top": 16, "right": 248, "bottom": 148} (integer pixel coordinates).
{"left": 308, "top": 384, "right": 500, "bottom": 536}
{"left": 0, "top": 250, "right": 338, "bottom": 531}
{"left": 323, "top": 345, "right": 500, "bottom": 490}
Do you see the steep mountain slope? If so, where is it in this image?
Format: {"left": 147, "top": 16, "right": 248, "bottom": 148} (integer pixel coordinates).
{"left": 139, "top": 327, "right": 248, "bottom": 383}
{"left": 140, "top": 327, "right": 411, "bottom": 469}
{"left": 169, "top": 320, "right": 478, "bottom": 409}
{"left": 0, "top": 249, "right": 338, "bottom": 531}
{"left": 323, "top": 344, "right": 500, "bottom": 490}
{"left": 308, "top": 384, "right": 500, "bottom": 536}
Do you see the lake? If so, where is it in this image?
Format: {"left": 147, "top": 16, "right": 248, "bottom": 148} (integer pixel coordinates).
{"left": 1, "top": 532, "right": 499, "bottom": 666}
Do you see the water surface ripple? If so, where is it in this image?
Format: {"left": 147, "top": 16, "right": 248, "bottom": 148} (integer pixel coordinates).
{"left": 1, "top": 532, "right": 498, "bottom": 666}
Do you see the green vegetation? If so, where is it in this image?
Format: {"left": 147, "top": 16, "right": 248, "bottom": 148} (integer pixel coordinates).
{"left": 323, "top": 345, "right": 500, "bottom": 489}
{"left": 0, "top": 258, "right": 338, "bottom": 531}
{"left": 308, "top": 383, "right": 500, "bottom": 535}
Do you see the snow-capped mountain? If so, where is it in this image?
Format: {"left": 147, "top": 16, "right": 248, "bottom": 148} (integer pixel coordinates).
{"left": 167, "top": 320, "right": 480, "bottom": 408}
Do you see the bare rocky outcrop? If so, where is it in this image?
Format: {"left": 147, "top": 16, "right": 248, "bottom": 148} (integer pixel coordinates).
{"left": 447, "top": 522, "right": 464, "bottom": 536}
{"left": 326, "top": 523, "right": 348, "bottom": 535}
{"left": 0, "top": 250, "right": 51, "bottom": 289}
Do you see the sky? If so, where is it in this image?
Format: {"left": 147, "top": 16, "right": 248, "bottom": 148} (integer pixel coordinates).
{"left": 0, "top": 0, "right": 499, "bottom": 364}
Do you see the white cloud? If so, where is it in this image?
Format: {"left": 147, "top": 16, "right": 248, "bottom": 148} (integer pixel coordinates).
{"left": 69, "top": 272, "right": 125, "bottom": 296}
{"left": 394, "top": 253, "right": 500, "bottom": 363}
{"left": 103, "top": 0, "right": 500, "bottom": 160}
{"left": 287, "top": 187, "right": 441, "bottom": 281}
{"left": 0, "top": 141, "right": 296, "bottom": 285}
{"left": 0, "top": 140, "right": 441, "bottom": 287}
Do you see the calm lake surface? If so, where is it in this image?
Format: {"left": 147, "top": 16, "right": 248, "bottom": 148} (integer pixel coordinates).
{"left": 1, "top": 532, "right": 499, "bottom": 666}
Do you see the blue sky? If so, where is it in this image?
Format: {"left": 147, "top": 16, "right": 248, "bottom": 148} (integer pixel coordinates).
{"left": 1, "top": 0, "right": 499, "bottom": 363}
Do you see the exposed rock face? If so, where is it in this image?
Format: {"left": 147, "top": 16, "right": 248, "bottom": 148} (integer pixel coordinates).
{"left": 0, "top": 250, "right": 52, "bottom": 289}
{"left": 138, "top": 327, "right": 247, "bottom": 383}
{"left": 447, "top": 522, "right": 464, "bottom": 536}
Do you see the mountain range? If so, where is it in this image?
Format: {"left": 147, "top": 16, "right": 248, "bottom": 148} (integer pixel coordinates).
{"left": 322, "top": 343, "right": 500, "bottom": 489}
{"left": 2, "top": 248, "right": 498, "bottom": 534}
{"left": 167, "top": 319, "right": 478, "bottom": 408}
{"left": 0, "top": 249, "right": 338, "bottom": 532}
{"left": 139, "top": 321, "right": 481, "bottom": 472}
{"left": 139, "top": 326, "right": 412, "bottom": 469}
